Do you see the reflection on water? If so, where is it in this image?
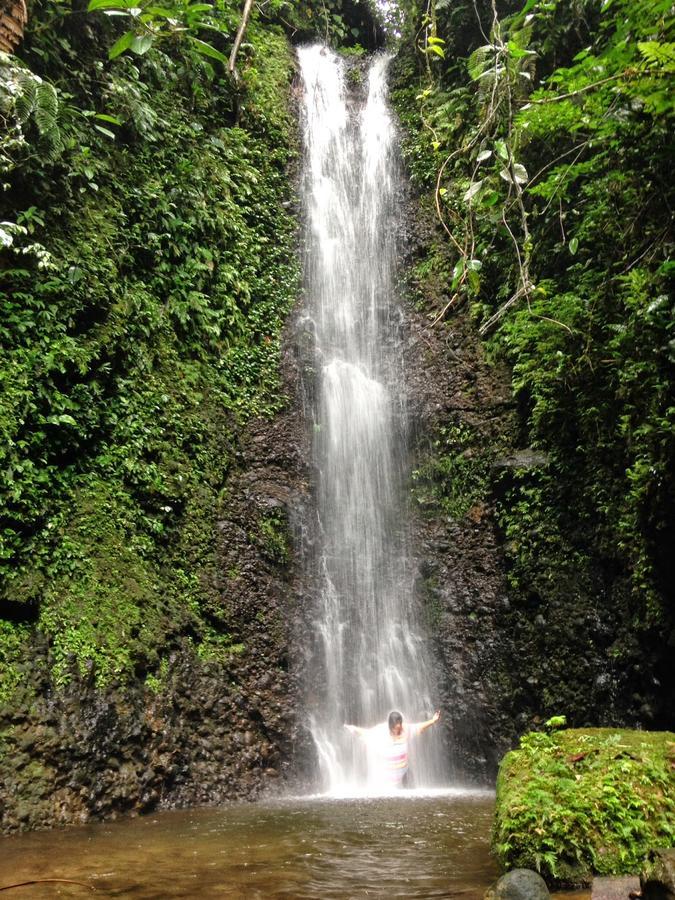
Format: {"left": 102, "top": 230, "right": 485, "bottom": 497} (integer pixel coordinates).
{"left": 0, "top": 793, "right": 498, "bottom": 898}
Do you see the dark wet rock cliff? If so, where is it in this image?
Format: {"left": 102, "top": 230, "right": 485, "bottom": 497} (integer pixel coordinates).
{"left": 0, "top": 341, "right": 313, "bottom": 832}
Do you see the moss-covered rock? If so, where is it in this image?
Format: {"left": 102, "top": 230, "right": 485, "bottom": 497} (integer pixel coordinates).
{"left": 493, "top": 726, "right": 675, "bottom": 886}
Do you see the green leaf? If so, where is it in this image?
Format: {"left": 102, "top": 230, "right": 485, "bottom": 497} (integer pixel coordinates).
{"left": 495, "top": 140, "right": 509, "bottom": 161}
{"left": 500, "top": 163, "right": 528, "bottom": 184}
{"left": 108, "top": 30, "right": 135, "bottom": 59}
{"left": 468, "top": 44, "right": 494, "bottom": 81}
{"left": 569, "top": 237, "right": 579, "bottom": 255}
{"left": 481, "top": 190, "right": 500, "bottom": 207}
{"left": 47, "top": 414, "right": 77, "bottom": 426}
{"left": 94, "top": 125, "right": 116, "bottom": 139}
{"left": 508, "top": 40, "right": 532, "bottom": 60}
{"left": 463, "top": 180, "right": 483, "bottom": 203}
{"left": 87, "top": 0, "right": 124, "bottom": 10}
{"left": 451, "top": 259, "right": 465, "bottom": 290}
{"left": 189, "top": 37, "right": 227, "bottom": 64}
{"left": 94, "top": 113, "right": 123, "bottom": 125}
{"left": 131, "top": 34, "right": 154, "bottom": 54}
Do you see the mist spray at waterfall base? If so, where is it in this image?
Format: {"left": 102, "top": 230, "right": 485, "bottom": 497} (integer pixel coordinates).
{"left": 297, "top": 45, "right": 451, "bottom": 796}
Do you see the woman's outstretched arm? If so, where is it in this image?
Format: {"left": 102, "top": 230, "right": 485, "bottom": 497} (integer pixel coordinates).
{"left": 344, "top": 723, "right": 370, "bottom": 736}
{"left": 412, "top": 710, "right": 441, "bottom": 734}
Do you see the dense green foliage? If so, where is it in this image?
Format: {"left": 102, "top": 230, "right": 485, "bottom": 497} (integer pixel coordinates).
{"left": 393, "top": 0, "right": 674, "bottom": 725}
{"left": 412, "top": 423, "right": 494, "bottom": 520}
{"left": 494, "top": 724, "right": 675, "bottom": 883}
{"left": 0, "top": 2, "right": 301, "bottom": 693}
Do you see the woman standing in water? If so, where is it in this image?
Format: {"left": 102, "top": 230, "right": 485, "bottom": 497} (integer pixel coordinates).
{"left": 344, "top": 710, "right": 441, "bottom": 787}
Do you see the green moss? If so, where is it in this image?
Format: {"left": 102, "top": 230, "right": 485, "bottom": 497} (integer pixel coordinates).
{"left": 38, "top": 481, "right": 164, "bottom": 687}
{"left": 254, "top": 510, "right": 291, "bottom": 566}
{"left": 0, "top": 623, "right": 30, "bottom": 705}
{"left": 0, "top": 18, "right": 300, "bottom": 690}
{"left": 412, "top": 423, "right": 493, "bottom": 520}
{"left": 145, "top": 658, "right": 169, "bottom": 694}
{"left": 494, "top": 726, "right": 675, "bottom": 885}
{"left": 195, "top": 631, "right": 245, "bottom": 664}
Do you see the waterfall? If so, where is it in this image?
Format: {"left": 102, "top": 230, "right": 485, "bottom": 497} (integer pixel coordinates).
{"left": 298, "top": 45, "right": 448, "bottom": 794}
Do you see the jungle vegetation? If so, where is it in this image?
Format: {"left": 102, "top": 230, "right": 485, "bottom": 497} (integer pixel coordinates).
{"left": 392, "top": 0, "right": 674, "bottom": 728}
{"left": 0, "top": 0, "right": 673, "bottom": 742}
{"left": 0, "top": 0, "right": 382, "bottom": 695}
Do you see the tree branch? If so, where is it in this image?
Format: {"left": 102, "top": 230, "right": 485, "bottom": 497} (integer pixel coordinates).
{"left": 228, "top": 0, "right": 254, "bottom": 83}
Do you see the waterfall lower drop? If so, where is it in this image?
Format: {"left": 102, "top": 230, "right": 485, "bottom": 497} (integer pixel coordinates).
{"left": 298, "top": 45, "right": 449, "bottom": 795}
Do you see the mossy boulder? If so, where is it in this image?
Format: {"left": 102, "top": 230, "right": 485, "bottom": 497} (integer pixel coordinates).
{"left": 493, "top": 727, "right": 675, "bottom": 886}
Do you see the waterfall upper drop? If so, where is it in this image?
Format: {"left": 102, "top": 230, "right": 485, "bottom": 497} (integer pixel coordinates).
{"left": 297, "top": 45, "right": 448, "bottom": 794}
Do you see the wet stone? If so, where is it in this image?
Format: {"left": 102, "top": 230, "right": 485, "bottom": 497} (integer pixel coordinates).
{"left": 592, "top": 876, "right": 641, "bottom": 900}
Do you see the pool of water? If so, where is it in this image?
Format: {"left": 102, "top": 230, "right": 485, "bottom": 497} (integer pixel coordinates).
{"left": 0, "top": 789, "right": 499, "bottom": 898}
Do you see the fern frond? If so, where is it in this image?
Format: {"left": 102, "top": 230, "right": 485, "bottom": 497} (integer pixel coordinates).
{"left": 13, "top": 69, "right": 36, "bottom": 123}
{"left": 34, "top": 80, "right": 58, "bottom": 136}
{"left": 468, "top": 44, "right": 496, "bottom": 82}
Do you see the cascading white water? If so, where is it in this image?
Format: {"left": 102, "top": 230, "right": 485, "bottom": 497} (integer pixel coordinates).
{"left": 298, "top": 45, "right": 448, "bottom": 794}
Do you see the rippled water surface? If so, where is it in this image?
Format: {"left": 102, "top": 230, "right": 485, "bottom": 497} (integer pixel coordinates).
{"left": 0, "top": 791, "right": 499, "bottom": 898}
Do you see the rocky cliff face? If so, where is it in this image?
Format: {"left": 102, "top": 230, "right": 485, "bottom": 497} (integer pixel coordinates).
{"left": 0, "top": 340, "right": 314, "bottom": 832}
{"left": 394, "top": 187, "right": 673, "bottom": 777}
{"left": 395, "top": 195, "right": 517, "bottom": 779}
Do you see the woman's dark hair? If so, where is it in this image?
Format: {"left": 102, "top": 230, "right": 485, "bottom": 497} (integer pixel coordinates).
{"left": 388, "top": 710, "right": 403, "bottom": 732}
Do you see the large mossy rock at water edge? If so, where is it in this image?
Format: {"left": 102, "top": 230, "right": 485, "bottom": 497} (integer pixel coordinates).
{"left": 493, "top": 728, "right": 675, "bottom": 886}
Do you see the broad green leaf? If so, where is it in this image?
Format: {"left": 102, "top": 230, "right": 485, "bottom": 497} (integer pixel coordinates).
{"left": 94, "top": 113, "right": 122, "bottom": 125}
{"left": 508, "top": 41, "right": 531, "bottom": 59}
{"left": 48, "top": 414, "right": 77, "bottom": 426}
{"left": 451, "top": 260, "right": 465, "bottom": 289}
{"left": 513, "top": 163, "right": 528, "bottom": 183}
{"left": 481, "top": 190, "right": 500, "bottom": 207}
{"left": 88, "top": 0, "right": 125, "bottom": 11}
{"left": 131, "top": 34, "right": 154, "bottom": 54}
{"left": 108, "top": 30, "right": 135, "bottom": 59}
{"left": 495, "top": 140, "right": 509, "bottom": 160}
{"left": 463, "top": 180, "right": 483, "bottom": 203}
{"left": 189, "top": 38, "right": 228, "bottom": 63}
{"left": 569, "top": 237, "right": 579, "bottom": 255}
{"left": 500, "top": 163, "right": 528, "bottom": 184}
{"left": 468, "top": 45, "right": 494, "bottom": 81}
{"left": 477, "top": 149, "right": 492, "bottom": 163}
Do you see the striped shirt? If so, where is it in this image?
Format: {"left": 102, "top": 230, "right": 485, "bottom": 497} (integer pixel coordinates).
{"left": 377, "top": 723, "right": 422, "bottom": 785}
